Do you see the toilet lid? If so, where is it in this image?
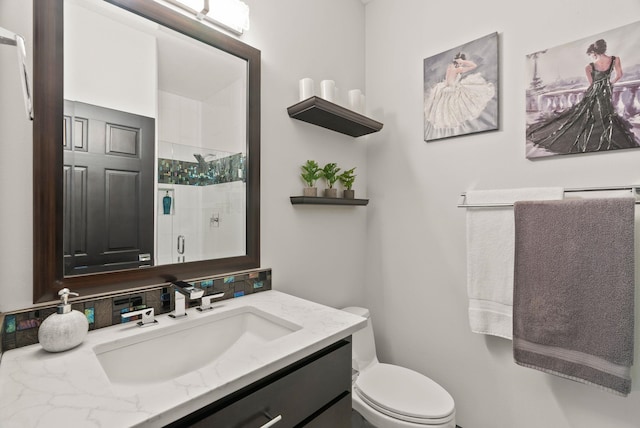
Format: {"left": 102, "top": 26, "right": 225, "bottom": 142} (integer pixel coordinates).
{"left": 355, "top": 363, "right": 455, "bottom": 424}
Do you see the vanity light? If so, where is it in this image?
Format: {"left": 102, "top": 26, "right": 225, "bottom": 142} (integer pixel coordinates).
{"left": 163, "top": 0, "right": 250, "bottom": 35}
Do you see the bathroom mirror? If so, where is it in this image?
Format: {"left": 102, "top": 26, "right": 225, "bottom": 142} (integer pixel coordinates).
{"left": 33, "top": 0, "right": 260, "bottom": 303}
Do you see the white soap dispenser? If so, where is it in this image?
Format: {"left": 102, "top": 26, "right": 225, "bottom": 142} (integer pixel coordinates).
{"left": 38, "top": 288, "right": 89, "bottom": 352}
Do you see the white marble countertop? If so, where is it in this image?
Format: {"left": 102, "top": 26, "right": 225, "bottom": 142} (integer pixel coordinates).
{"left": 0, "top": 290, "right": 366, "bottom": 428}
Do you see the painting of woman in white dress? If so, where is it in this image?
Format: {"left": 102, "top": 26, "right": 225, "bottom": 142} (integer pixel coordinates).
{"left": 424, "top": 32, "right": 499, "bottom": 142}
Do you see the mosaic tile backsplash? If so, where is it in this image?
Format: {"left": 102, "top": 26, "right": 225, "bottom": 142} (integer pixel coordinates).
{"left": 158, "top": 152, "right": 246, "bottom": 186}
{"left": 1, "top": 269, "right": 271, "bottom": 353}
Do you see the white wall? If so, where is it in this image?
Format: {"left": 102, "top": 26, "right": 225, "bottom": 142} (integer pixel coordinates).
{"left": 0, "top": 0, "right": 33, "bottom": 311}
{"left": 364, "top": 0, "right": 640, "bottom": 427}
{"left": 242, "top": 0, "right": 369, "bottom": 309}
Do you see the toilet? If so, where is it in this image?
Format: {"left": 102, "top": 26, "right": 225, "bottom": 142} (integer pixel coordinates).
{"left": 343, "top": 307, "right": 456, "bottom": 428}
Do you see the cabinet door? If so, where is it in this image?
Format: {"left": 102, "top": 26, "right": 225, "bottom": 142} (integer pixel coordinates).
{"left": 303, "top": 393, "right": 352, "bottom": 428}
{"left": 170, "top": 339, "right": 351, "bottom": 428}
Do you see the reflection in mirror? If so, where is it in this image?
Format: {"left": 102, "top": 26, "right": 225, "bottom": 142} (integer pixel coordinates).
{"left": 33, "top": 0, "right": 260, "bottom": 302}
{"left": 156, "top": 144, "right": 246, "bottom": 265}
{"left": 63, "top": 0, "right": 247, "bottom": 276}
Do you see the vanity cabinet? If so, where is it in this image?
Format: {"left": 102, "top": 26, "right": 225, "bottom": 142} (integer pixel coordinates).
{"left": 167, "top": 338, "right": 352, "bottom": 428}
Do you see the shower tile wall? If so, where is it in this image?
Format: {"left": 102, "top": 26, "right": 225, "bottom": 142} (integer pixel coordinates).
{"left": 159, "top": 91, "right": 202, "bottom": 150}
{"left": 1, "top": 268, "right": 272, "bottom": 353}
{"left": 156, "top": 89, "right": 246, "bottom": 264}
{"left": 168, "top": 184, "right": 204, "bottom": 263}
{"left": 157, "top": 176, "right": 246, "bottom": 264}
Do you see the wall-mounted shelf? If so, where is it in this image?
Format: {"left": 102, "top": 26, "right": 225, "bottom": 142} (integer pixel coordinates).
{"left": 290, "top": 196, "right": 369, "bottom": 206}
{"left": 287, "top": 96, "right": 383, "bottom": 137}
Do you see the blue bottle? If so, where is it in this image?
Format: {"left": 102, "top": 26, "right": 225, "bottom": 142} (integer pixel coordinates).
{"left": 163, "top": 191, "right": 172, "bottom": 215}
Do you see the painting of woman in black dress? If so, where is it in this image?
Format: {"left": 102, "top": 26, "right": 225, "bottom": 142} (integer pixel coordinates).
{"left": 526, "top": 22, "right": 640, "bottom": 158}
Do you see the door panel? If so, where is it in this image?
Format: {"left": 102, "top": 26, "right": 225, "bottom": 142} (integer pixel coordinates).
{"left": 63, "top": 100, "right": 154, "bottom": 275}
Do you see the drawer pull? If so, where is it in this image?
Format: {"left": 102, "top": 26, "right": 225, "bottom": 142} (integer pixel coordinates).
{"left": 259, "top": 414, "right": 282, "bottom": 428}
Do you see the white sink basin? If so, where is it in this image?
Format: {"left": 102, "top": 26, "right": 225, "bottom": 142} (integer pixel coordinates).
{"left": 94, "top": 306, "right": 301, "bottom": 385}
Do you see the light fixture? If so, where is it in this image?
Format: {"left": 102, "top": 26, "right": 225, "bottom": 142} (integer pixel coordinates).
{"left": 0, "top": 26, "right": 33, "bottom": 120}
{"left": 163, "top": 0, "right": 250, "bottom": 35}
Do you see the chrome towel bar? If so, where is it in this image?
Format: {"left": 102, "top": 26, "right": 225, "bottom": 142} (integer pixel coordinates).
{"left": 458, "top": 185, "right": 640, "bottom": 208}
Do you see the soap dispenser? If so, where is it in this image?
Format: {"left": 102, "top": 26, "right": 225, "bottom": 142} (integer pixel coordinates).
{"left": 38, "top": 288, "right": 89, "bottom": 352}
{"left": 163, "top": 190, "right": 172, "bottom": 215}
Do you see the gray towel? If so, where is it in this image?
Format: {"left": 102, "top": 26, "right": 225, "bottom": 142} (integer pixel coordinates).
{"left": 513, "top": 198, "right": 635, "bottom": 396}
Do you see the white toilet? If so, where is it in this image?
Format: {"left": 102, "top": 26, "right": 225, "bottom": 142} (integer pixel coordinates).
{"left": 343, "top": 307, "right": 456, "bottom": 428}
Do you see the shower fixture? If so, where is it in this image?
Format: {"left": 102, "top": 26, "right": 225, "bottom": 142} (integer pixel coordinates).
{"left": 194, "top": 153, "right": 216, "bottom": 166}
{"left": 193, "top": 153, "right": 217, "bottom": 161}
{"left": 193, "top": 153, "right": 217, "bottom": 176}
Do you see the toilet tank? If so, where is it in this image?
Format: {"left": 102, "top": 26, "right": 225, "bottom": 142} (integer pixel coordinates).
{"left": 342, "top": 307, "right": 378, "bottom": 371}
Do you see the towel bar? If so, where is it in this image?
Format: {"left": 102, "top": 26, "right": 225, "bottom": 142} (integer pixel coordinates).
{"left": 458, "top": 185, "right": 640, "bottom": 208}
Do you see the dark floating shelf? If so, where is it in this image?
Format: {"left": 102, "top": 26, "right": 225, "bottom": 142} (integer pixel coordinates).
{"left": 287, "top": 96, "right": 383, "bottom": 137}
{"left": 290, "top": 196, "right": 369, "bottom": 206}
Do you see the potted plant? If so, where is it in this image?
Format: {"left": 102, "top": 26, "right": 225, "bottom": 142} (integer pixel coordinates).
{"left": 300, "top": 160, "right": 321, "bottom": 197}
{"left": 338, "top": 167, "right": 356, "bottom": 199}
{"left": 319, "top": 162, "right": 341, "bottom": 198}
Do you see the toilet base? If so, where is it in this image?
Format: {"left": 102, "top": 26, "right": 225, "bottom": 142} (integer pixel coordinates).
{"left": 352, "top": 409, "right": 377, "bottom": 427}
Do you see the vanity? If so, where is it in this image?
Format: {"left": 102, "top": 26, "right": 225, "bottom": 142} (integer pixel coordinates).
{"left": 5, "top": 1, "right": 367, "bottom": 425}
{"left": 0, "top": 290, "right": 366, "bottom": 427}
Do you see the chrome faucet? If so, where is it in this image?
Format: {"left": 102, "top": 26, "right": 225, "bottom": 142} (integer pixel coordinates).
{"left": 121, "top": 307, "right": 157, "bottom": 327}
{"left": 197, "top": 292, "right": 225, "bottom": 312}
{"left": 170, "top": 281, "right": 204, "bottom": 318}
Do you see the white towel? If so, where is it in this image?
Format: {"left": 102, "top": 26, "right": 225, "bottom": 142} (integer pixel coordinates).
{"left": 466, "top": 187, "right": 564, "bottom": 339}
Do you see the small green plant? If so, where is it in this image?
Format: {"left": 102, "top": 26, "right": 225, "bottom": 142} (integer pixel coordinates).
{"left": 300, "top": 160, "right": 321, "bottom": 188}
{"left": 319, "top": 162, "right": 341, "bottom": 189}
{"left": 338, "top": 167, "right": 356, "bottom": 190}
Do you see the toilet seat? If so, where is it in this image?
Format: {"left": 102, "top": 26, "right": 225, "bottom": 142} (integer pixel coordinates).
{"left": 354, "top": 363, "right": 455, "bottom": 425}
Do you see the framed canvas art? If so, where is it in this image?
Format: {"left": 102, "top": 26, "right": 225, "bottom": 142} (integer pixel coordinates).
{"left": 423, "top": 32, "right": 499, "bottom": 142}
{"left": 526, "top": 21, "right": 640, "bottom": 158}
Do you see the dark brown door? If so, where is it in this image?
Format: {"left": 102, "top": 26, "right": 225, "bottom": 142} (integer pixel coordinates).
{"left": 63, "top": 100, "right": 155, "bottom": 275}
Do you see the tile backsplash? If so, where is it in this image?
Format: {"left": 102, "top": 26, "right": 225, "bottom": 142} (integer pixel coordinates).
{"left": 157, "top": 152, "right": 246, "bottom": 186}
{"left": 1, "top": 268, "right": 271, "bottom": 353}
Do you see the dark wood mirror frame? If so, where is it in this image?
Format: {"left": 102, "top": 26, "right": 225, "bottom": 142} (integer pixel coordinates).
{"left": 33, "top": 0, "right": 260, "bottom": 303}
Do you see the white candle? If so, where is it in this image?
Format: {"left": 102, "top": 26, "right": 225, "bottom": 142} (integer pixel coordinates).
{"left": 320, "top": 80, "right": 336, "bottom": 102}
{"left": 348, "top": 89, "right": 362, "bottom": 112}
{"left": 299, "top": 78, "right": 314, "bottom": 101}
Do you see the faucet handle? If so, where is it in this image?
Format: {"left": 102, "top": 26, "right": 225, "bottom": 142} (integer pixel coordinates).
{"left": 172, "top": 280, "right": 205, "bottom": 299}
{"left": 198, "top": 292, "right": 225, "bottom": 312}
{"left": 121, "top": 307, "right": 157, "bottom": 327}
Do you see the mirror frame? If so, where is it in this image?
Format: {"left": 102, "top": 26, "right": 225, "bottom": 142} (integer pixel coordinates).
{"left": 33, "top": 0, "right": 260, "bottom": 303}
